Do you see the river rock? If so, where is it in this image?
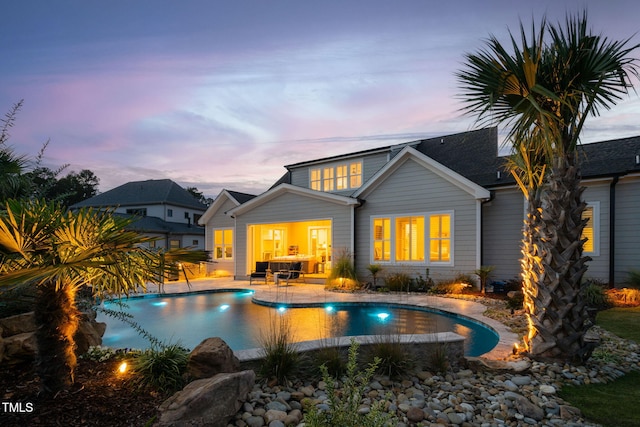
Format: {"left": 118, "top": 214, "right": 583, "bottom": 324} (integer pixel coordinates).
{"left": 187, "top": 337, "right": 240, "bottom": 379}
{"left": 157, "top": 370, "right": 255, "bottom": 427}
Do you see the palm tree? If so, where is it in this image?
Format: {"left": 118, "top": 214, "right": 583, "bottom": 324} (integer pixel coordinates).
{"left": 457, "top": 12, "right": 639, "bottom": 361}
{"left": 0, "top": 199, "right": 162, "bottom": 394}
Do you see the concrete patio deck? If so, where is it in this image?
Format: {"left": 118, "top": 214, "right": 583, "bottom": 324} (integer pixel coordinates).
{"left": 152, "top": 277, "right": 519, "bottom": 361}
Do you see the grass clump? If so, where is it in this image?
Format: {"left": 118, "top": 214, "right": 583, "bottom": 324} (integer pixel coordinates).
{"left": 304, "top": 339, "right": 396, "bottom": 427}
{"left": 366, "top": 334, "right": 413, "bottom": 378}
{"left": 130, "top": 343, "right": 189, "bottom": 393}
{"left": 582, "top": 279, "right": 611, "bottom": 310}
{"left": 558, "top": 370, "right": 640, "bottom": 427}
{"left": 312, "top": 342, "right": 346, "bottom": 378}
{"left": 325, "top": 249, "right": 359, "bottom": 290}
{"left": 258, "top": 315, "right": 300, "bottom": 384}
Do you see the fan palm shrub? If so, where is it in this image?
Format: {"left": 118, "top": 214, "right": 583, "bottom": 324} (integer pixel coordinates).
{"left": 0, "top": 200, "right": 163, "bottom": 395}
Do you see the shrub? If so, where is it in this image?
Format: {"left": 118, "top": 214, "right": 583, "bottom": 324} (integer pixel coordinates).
{"left": 623, "top": 270, "right": 640, "bottom": 289}
{"left": 383, "top": 271, "right": 412, "bottom": 292}
{"left": 326, "top": 249, "right": 359, "bottom": 290}
{"left": 431, "top": 280, "right": 471, "bottom": 295}
{"left": 582, "top": 279, "right": 611, "bottom": 310}
{"left": 428, "top": 342, "right": 449, "bottom": 374}
{"left": 258, "top": 315, "right": 300, "bottom": 384}
{"left": 506, "top": 292, "right": 524, "bottom": 310}
{"left": 312, "top": 342, "right": 346, "bottom": 378}
{"left": 366, "top": 334, "right": 413, "bottom": 378}
{"left": 413, "top": 268, "right": 434, "bottom": 292}
{"left": 474, "top": 265, "right": 495, "bottom": 293}
{"left": 366, "top": 264, "right": 383, "bottom": 289}
{"left": 130, "top": 343, "right": 189, "bottom": 393}
{"left": 304, "top": 339, "right": 396, "bottom": 427}
{"left": 607, "top": 288, "right": 640, "bottom": 307}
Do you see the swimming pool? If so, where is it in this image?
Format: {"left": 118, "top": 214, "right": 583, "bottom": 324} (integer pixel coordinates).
{"left": 98, "top": 290, "right": 499, "bottom": 356}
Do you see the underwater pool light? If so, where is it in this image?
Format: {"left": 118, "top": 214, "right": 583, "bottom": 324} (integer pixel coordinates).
{"left": 219, "top": 304, "right": 230, "bottom": 311}
{"left": 377, "top": 312, "right": 390, "bottom": 321}
{"left": 325, "top": 305, "right": 334, "bottom": 312}
{"left": 152, "top": 301, "right": 168, "bottom": 307}
{"left": 278, "top": 306, "right": 286, "bottom": 313}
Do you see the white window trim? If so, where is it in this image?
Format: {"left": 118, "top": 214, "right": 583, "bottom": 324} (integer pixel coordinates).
{"left": 309, "top": 159, "right": 363, "bottom": 192}
{"left": 583, "top": 202, "right": 600, "bottom": 257}
{"left": 369, "top": 211, "right": 454, "bottom": 266}
{"left": 213, "top": 227, "right": 234, "bottom": 260}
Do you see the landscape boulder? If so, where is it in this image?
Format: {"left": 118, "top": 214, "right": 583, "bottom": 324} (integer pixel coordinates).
{"left": 187, "top": 337, "right": 240, "bottom": 379}
{"left": 156, "top": 369, "right": 255, "bottom": 427}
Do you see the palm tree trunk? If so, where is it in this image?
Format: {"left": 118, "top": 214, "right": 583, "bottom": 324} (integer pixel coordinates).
{"left": 523, "top": 153, "right": 593, "bottom": 362}
{"left": 34, "top": 281, "right": 79, "bottom": 394}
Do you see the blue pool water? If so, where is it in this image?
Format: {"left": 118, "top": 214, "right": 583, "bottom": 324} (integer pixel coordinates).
{"left": 98, "top": 290, "right": 499, "bottom": 356}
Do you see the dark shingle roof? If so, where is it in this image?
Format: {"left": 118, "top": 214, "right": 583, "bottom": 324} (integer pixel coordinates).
{"left": 226, "top": 190, "right": 258, "bottom": 204}
{"left": 72, "top": 179, "right": 207, "bottom": 210}
{"left": 124, "top": 215, "right": 205, "bottom": 235}
{"left": 412, "top": 129, "right": 640, "bottom": 188}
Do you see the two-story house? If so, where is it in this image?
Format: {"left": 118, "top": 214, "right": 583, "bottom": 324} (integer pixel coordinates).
{"left": 200, "top": 127, "right": 640, "bottom": 286}
{"left": 72, "top": 179, "right": 208, "bottom": 251}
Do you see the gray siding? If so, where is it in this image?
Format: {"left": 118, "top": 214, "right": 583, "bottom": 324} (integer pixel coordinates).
{"left": 234, "top": 192, "right": 354, "bottom": 277}
{"left": 204, "top": 198, "right": 238, "bottom": 276}
{"left": 614, "top": 174, "right": 640, "bottom": 285}
{"left": 482, "top": 187, "right": 524, "bottom": 282}
{"left": 355, "top": 158, "right": 480, "bottom": 284}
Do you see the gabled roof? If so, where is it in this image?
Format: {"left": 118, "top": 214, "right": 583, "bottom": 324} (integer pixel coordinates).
{"left": 72, "top": 179, "right": 208, "bottom": 211}
{"left": 198, "top": 189, "right": 258, "bottom": 224}
{"left": 353, "top": 146, "right": 491, "bottom": 200}
{"left": 228, "top": 183, "right": 360, "bottom": 217}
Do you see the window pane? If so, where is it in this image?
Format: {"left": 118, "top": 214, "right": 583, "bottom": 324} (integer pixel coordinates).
{"left": 323, "top": 167, "right": 334, "bottom": 191}
{"left": 349, "top": 162, "right": 362, "bottom": 188}
{"left": 373, "top": 218, "right": 390, "bottom": 261}
{"left": 395, "top": 216, "right": 424, "bottom": 261}
{"left": 429, "top": 214, "right": 451, "bottom": 262}
{"left": 223, "top": 229, "right": 233, "bottom": 244}
{"left": 310, "top": 169, "right": 321, "bottom": 191}
{"left": 336, "top": 165, "right": 347, "bottom": 190}
{"left": 582, "top": 207, "right": 594, "bottom": 253}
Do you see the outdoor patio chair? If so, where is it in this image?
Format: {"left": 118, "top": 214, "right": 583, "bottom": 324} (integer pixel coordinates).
{"left": 249, "top": 261, "right": 271, "bottom": 285}
{"left": 274, "top": 261, "right": 305, "bottom": 286}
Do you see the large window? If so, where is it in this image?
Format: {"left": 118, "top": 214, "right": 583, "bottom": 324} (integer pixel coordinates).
{"left": 310, "top": 160, "right": 363, "bottom": 192}
{"left": 581, "top": 202, "right": 599, "bottom": 256}
{"left": 371, "top": 212, "right": 452, "bottom": 264}
{"left": 213, "top": 228, "right": 233, "bottom": 260}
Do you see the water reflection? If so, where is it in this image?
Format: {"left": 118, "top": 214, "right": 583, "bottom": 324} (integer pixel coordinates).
{"left": 99, "top": 291, "right": 497, "bottom": 356}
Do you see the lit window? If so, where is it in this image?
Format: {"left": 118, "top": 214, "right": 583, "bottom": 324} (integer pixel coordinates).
{"left": 395, "top": 216, "right": 424, "bottom": 261}
{"left": 373, "top": 218, "right": 391, "bottom": 261}
{"left": 581, "top": 202, "right": 599, "bottom": 255}
{"left": 429, "top": 214, "right": 451, "bottom": 263}
{"left": 349, "top": 161, "right": 362, "bottom": 188}
{"left": 310, "top": 169, "right": 322, "bottom": 191}
{"left": 323, "top": 167, "right": 334, "bottom": 191}
{"left": 169, "top": 239, "right": 180, "bottom": 249}
{"left": 336, "top": 165, "right": 348, "bottom": 190}
{"left": 214, "top": 228, "right": 234, "bottom": 259}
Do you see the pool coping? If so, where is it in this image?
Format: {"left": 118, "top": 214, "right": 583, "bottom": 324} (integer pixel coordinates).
{"left": 133, "top": 278, "right": 519, "bottom": 361}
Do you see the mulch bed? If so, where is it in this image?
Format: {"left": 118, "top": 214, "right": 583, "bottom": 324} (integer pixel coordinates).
{"left": 0, "top": 358, "right": 161, "bottom": 427}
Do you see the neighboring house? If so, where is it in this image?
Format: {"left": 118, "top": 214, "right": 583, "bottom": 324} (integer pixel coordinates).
{"left": 72, "top": 179, "right": 208, "bottom": 251}
{"left": 200, "top": 128, "right": 640, "bottom": 286}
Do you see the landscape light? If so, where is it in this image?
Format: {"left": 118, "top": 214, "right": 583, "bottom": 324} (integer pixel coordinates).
{"left": 118, "top": 361, "right": 128, "bottom": 374}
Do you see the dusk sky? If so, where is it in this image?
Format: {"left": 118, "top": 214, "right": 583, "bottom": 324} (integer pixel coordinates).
{"left": 2, "top": 1, "right": 639, "bottom": 198}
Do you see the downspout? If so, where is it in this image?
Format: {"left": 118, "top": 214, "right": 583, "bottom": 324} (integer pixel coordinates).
{"left": 608, "top": 175, "right": 619, "bottom": 287}
{"left": 353, "top": 199, "right": 365, "bottom": 271}
{"left": 479, "top": 191, "right": 495, "bottom": 267}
